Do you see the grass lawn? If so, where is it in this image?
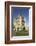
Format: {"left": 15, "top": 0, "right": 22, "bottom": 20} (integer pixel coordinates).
{"left": 15, "top": 30, "right": 29, "bottom": 36}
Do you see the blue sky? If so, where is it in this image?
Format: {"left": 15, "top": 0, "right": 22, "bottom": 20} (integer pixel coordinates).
{"left": 11, "top": 7, "right": 30, "bottom": 25}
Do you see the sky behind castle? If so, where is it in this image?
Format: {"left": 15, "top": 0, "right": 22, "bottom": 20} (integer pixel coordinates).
{"left": 11, "top": 7, "right": 30, "bottom": 25}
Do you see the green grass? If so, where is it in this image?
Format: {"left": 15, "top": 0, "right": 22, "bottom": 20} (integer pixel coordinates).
{"left": 15, "top": 30, "right": 29, "bottom": 36}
